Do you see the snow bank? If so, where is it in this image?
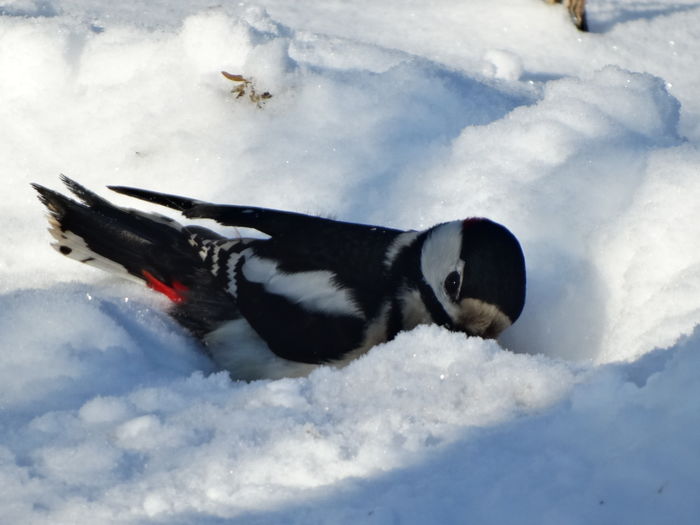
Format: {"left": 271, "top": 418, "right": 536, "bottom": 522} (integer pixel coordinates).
{"left": 257, "top": 328, "right": 700, "bottom": 525}
{"left": 0, "top": 285, "right": 212, "bottom": 415}
{"left": 1, "top": 1, "right": 700, "bottom": 523}
{"left": 1, "top": 325, "right": 577, "bottom": 522}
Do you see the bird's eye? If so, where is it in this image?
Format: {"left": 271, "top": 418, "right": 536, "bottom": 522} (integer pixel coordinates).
{"left": 444, "top": 271, "right": 461, "bottom": 300}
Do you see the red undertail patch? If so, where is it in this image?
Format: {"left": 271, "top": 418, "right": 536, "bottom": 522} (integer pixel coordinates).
{"left": 142, "top": 270, "right": 188, "bottom": 303}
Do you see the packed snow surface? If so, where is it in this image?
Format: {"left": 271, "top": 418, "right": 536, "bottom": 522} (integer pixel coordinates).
{"left": 2, "top": 0, "right": 700, "bottom": 523}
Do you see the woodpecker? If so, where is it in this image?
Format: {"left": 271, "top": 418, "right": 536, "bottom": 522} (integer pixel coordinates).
{"left": 33, "top": 176, "right": 526, "bottom": 380}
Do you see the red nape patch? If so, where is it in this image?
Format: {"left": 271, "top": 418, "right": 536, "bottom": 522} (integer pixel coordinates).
{"left": 462, "top": 217, "right": 485, "bottom": 229}
{"left": 142, "top": 270, "right": 188, "bottom": 303}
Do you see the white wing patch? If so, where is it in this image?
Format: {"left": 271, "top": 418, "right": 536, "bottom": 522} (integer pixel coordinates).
{"left": 242, "top": 255, "right": 363, "bottom": 318}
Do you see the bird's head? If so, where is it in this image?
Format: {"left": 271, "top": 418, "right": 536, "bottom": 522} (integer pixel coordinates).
{"left": 416, "top": 218, "right": 526, "bottom": 339}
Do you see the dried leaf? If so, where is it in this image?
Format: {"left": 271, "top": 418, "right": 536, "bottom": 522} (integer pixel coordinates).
{"left": 221, "top": 71, "right": 249, "bottom": 83}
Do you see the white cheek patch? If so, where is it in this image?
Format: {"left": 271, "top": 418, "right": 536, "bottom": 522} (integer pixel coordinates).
{"left": 242, "top": 255, "right": 363, "bottom": 318}
{"left": 420, "top": 221, "right": 464, "bottom": 315}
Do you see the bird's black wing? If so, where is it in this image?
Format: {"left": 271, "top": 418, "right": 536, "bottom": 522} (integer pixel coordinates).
{"left": 110, "top": 185, "right": 409, "bottom": 319}
{"left": 109, "top": 185, "right": 401, "bottom": 239}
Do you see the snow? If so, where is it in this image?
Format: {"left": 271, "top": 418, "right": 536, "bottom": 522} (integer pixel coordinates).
{"left": 1, "top": 0, "right": 700, "bottom": 522}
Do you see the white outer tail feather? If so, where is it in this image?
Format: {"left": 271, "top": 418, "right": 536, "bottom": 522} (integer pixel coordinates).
{"left": 46, "top": 216, "right": 140, "bottom": 283}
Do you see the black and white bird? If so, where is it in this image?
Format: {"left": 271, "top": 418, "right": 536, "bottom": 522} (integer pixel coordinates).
{"left": 33, "top": 176, "right": 526, "bottom": 380}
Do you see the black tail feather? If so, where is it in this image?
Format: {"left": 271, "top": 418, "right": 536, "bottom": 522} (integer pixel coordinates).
{"left": 110, "top": 184, "right": 402, "bottom": 239}
{"left": 32, "top": 178, "right": 214, "bottom": 288}
{"left": 61, "top": 174, "right": 112, "bottom": 208}
{"left": 34, "top": 177, "right": 241, "bottom": 341}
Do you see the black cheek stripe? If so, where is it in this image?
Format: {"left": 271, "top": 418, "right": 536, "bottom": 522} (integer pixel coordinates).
{"left": 417, "top": 279, "right": 454, "bottom": 330}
